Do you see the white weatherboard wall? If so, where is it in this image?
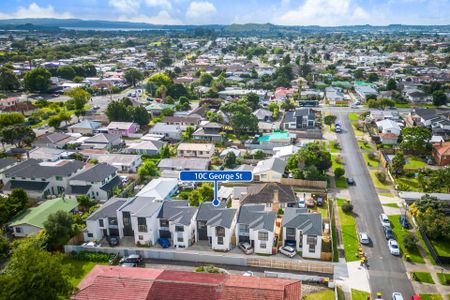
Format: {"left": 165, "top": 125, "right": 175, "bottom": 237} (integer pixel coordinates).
{"left": 302, "top": 234, "right": 322, "bottom": 259}
{"left": 251, "top": 229, "right": 274, "bottom": 255}
{"left": 209, "top": 226, "right": 233, "bottom": 251}
{"left": 131, "top": 215, "right": 158, "bottom": 246}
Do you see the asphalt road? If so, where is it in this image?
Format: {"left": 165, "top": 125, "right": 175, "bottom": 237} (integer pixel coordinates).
{"left": 335, "top": 112, "right": 415, "bottom": 298}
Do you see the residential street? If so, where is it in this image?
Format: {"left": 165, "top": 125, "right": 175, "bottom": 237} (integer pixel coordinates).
{"left": 335, "top": 112, "right": 415, "bottom": 298}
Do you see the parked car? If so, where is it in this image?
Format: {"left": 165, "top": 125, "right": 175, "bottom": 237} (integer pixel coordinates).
{"left": 120, "top": 262, "right": 138, "bottom": 268}
{"left": 384, "top": 226, "right": 395, "bottom": 240}
{"left": 316, "top": 197, "right": 323, "bottom": 206}
{"left": 158, "top": 238, "right": 171, "bottom": 248}
{"left": 388, "top": 239, "right": 400, "bottom": 256}
{"left": 358, "top": 232, "right": 370, "bottom": 245}
{"left": 347, "top": 177, "right": 355, "bottom": 185}
{"left": 238, "top": 242, "right": 253, "bottom": 255}
{"left": 399, "top": 215, "right": 410, "bottom": 229}
{"left": 119, "top": 254, "right": 143, "bottom": 264}
{"left": 81, "top": 241, "right": 100, "bottom": 248}
{"left": 106, "top": 236, "right": 119, "bottom": 247}
{"left": 379, "top": 213, "right": 391, "bottom": 227}
{"left": 392, "top": 292, "right": 404, "bottom": 300}
{"left": 242, "top": 271, "right": 254, "bottom": 277}
{"left": 298, "top": 197, "right": 306, "bottom": 208}
{"left": 278, "top": 246, "right": 296, "bottom": 258}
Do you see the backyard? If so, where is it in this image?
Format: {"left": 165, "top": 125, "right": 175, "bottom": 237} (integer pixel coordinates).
{"left": 337, "top": 198, "right": 358, "bottom": 262}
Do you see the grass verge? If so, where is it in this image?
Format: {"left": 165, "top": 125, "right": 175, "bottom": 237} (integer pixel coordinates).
{"left": 411, "top": 272, "right": 435, "bottom": 284}
{"left": 389, "top": 215, "right": 424, "bottom": 264}
{"left": 419, "top": 294, "right": 443, "bottom": 300}
{"left": 337, "top": 198, "right": 358, "bottom": 262}
{"left": 369, "top": 170, "right": 392, "bottom": 190}
{"left": 363, "top": 152, "right": 380, "bottom": 167}
{"left": 437, "top": 273, "right": 450, "bottom": 285}
{"left": 351, "top": 289, "right": 370, "bottom": 300}
{"left": 304, "top": 289, "right": 335, "bottom": 300}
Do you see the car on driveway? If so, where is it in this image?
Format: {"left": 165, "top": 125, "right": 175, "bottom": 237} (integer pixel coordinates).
{"left": 384, "top": 226, "right": 395, "bottom": 240}
{"left": 399, "top": 215, "right": 410, "bottom": 229}
{"left": 238, "top": 242, "right": 253, "bottom": 255}
{"left": 278, "top": 246, "right": 296, "bottom": 258}
{"left": 158, "top": 238, "right": 171, "bottom": 248}
{"left": 379, "top": 213, "right": 391, "bottom": 227}
{"left": 388, "top": 239, "right": 400, "bottom": 256}
{"left": 119, "top": 254, "right": 143, "bottom": 265}
{"left": 106, "top": 236, "right": 119, "bottom": 247}
{"left": 358, "top": 232, "right": 370, "bottom": 245}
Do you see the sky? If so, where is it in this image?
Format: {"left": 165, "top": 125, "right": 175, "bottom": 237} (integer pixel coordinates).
{"left": 0, "top": 0, "right": 449, "bottom": 26}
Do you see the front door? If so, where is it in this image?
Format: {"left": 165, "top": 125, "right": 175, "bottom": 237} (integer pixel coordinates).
{"left": 197, "top": 221, "right": 208, "bottom": 240}
{"left": 122, "top": 211, "right": 133, "bottom": 236}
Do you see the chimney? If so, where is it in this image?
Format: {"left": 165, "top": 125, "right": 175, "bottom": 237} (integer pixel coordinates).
{"left": 272, "top": 188, "right": 280, "bottom": 213}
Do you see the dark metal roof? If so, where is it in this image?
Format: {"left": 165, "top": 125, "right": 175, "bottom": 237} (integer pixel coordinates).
{"left": 196, "top": 202, "right": 236, "bottom": 229}
{"left": 237, "top": 204, "right": 276, "bottom": 232}
{"left": 4, "top": 159, "right": 85, "bottom": 179}
{"left": 6, "top": 180, "right": 49, "bottom": 192}
{"left": 69, "top": 185, "right": 92, "bottom": 194}
{"left": 86, "top": 197, "right": 127, "bottom": 221}
{"left": 100, "top": 176, "right": 122, "bottom": 193}
{"left": 158, "top": 200, "right": 197, "bottom": 226}
{"left": 71, "top": 163, "right": 117, "bottom": 182}
{"left": 282, "top": 208, "right": 322, "bottom": 236}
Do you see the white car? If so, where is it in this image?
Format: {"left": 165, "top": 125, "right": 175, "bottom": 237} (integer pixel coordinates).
{"left": 279, "top": 246, "right": 296, "bottom": 258}
{"left": 243, "top": 271, "right": 254, "bottom": 277}
{"left": 358, "top": 232, "right": 370, "bottom": 245}
{"left": 388, "top": 239, "right": 400, "bottom": 256}
{"left": 298, "top": 198, "right": 306, "bottom": 208}
{"left": 392, "top": 292, "right": 404, "bottom": 300}
{"left": 81, "top": 241, "right": 100, "bottom": 248}
{"left": 379, "top": 213, "right": 391, "bottom": 227}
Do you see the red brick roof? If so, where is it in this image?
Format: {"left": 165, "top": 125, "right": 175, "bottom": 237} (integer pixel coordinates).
{"left": 72, "top": 266, "right": 301, "bottom": 300}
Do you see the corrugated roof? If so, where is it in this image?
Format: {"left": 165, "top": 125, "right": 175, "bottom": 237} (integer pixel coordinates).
{"left": 71, "top": 163, "right": 117, "bottom": 182}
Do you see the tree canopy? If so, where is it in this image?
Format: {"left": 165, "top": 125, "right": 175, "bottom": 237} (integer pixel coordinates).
{"left": 23, "top": 66, "right": 51, "bottom": 93}
{"left": 400, "top": 126, "right": 432, "bottom": 155}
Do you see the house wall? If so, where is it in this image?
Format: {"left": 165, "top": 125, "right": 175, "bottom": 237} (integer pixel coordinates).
{"left": 209, "top": 226, "right": 233, "bottom": 251}
{"left": 130, "top": 215, "right": 158, "bottom": 246}
{"left": 251, "top": 228, "right": 274, "bottom": 255}
{"left": 69, "top": 127, "right": 94, "bottom": 135}
{"left": 11, "top": 224, "right": 41, "bottom": 237}
{"left": 85, "top": 219, "right": 104, "bottom": 241}
{"left": 255, "top": 170, "right": 282, "bottom": 183}
{"left": 301, "top": 234, "right": 322, "bottom": 259}
{"left": 170, "top": 220, "right": 195, "bottom": 248}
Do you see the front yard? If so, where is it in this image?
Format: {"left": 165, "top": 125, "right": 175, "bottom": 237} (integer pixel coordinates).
{"left": 337, "top": 199, "right": 359, "bottom": 262}
{"left": 404, "top": 156, "right": 427, "bottom": 169}
{"left": 363, "top": 152, "right": 380, "bottom": 167}
{"left": 388, "top": 215, "right": 424, "bottom": 264}
{"left": 62, "top": 258, "right": 102, "bottom": 286}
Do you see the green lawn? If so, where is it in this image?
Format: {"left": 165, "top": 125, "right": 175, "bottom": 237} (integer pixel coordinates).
{"left": 388, "top": 215, "right": 424, "bottom": 264}
{"left": 395, "top": 103, "right": 412, "bottom": 108}
{"left": 419, "top": 294, "right": 443, "bottom": 300}
{"left": 383, "top": 203, "right": 399, "bottom": 208}
{"left": 352, "top": 124, "right": 365, "bottom": 136}
{"left": 363, "top": 152, "right": 380, "bottom": 167}
{"left": 437, "top": 273, "right": 450, "bottom": 285}
{"left": 62, "top": 258, "right": 103, "bottom": 287}
{"left": 337, "top": 199, "right": 359, "bottom": 262}
{"left": 331, "top": 154, "right": 344, "bottom": 170}
{"left": 396, "top": 176, "right": 421, "bottom": 192}
{"left": 351, "top": 289, "right": 370, "bottom": 300}
{"left": 369, "top": 170, "right": 392, "bottom": 190}
{"left": 309, "top": 201, "right": 329, "bottom": 218}
{"left": 358, "top": 141, "right": 373, "bottom": 151}
{"left": 335, "top": 177, "right": 348, "bottom": 189}
{"left": 329, "top": 140, "right": 340, "bottom": 153}
{"left": 430, "top": 238, "right": 450, "bottom": 257}
{"left": 349, "top": 113, "right": 360, "bottom": 122}
{"left": 404, "top": 156, "right": 427, "bottom": 169}
{"left": 379, "top": 192, "right": 395, "bottom": 197}
{"left": 411, "top": 272, "right": 435, "bottom": 284}
{"left": 304, "top": 289, "right": 335, "bottom": 300}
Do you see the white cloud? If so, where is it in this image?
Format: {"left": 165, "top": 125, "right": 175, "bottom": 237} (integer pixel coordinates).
{"left": 186, "top": 1, "right": 217, "bottom": 24}
{"left": 108, "top": 0, "right": 141, "bottom": 13}
{"left": 274, "top": 0, "right": 370, "bottom": 25}
{"left": 119, "top": 10, "right": 182, "bottom": 25}
{"left": 145, "top": 0, "right": 172, "bottom": 10}
{"left": 0, "top": 3, "right": 73, "bottom": 19}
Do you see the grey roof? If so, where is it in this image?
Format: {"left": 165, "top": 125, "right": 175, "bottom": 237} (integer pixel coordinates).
{"left": 158, "top": 158, "right": 209, "bottom": 171}
{"left": 6, "top": 180, "right": 49, "bottom": 192}
{"left": 100, "top": 176, "right": 121, "bottom": 193}
{"left": 282, "top": 207, "right": 322, "bottom": 236}
{"left": 4, "top": 159, "right": 85, "bottom": 179}
{"left": 149, "top": 123, "right": 183, "bottom": 134}
{"left": 35, "top": 132, "right": 72, "bottom": 145}
{"left": 69, "top": 120, "right": 101, "bottom": 130}
{"left": 84, "top": 133, "right": 121, "bottom": 144}
{"left": 0, "top": 157, "right": 16, "bottom": 170}
{"left": 241, "top": 183, "right": 296, "bottom": 205}
{"left": 237, "top": 204, "right": 276, "bottom": 232}
{"left": 158, "top": 200, "right": 197, "bottom": 226}
{"left": 284, "top": 108, "right": 315, "bottom": 123}
{"left": 414, "top": 108, "right": 438, "bottom": 120}
{"left": 253, "top": 157, "right": 286, "bottom": 174}
{"left": 69, "top": 185, "right": 91, "bottom": 194}
{"left": 86, "top": 197, "right": 127, "bottom": 221}
{"left": 118, "top": 196, "right": 162, "bottom": 218}
{"left": 70, "top": 163, "right": 116, "bottom": 182}
{"left": 196, "top": 202, "right": 236, "bottom": 228}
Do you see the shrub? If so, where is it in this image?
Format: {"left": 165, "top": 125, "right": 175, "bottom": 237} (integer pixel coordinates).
{"left": 368, "top": 152, "right": 377, "bottom": 161}
{"left": 403, "top": 233, "right": 418, "bottom": 250}
{"left": 375, "top": 172, "right": 387, "bottom": 183}
{"left": 71, "top": 251, "right": 113, "bottom": 263}
{"left": 195, "top": 266, "right": 205, "bottom": 272}
{"left": 342, "top": 201, "right": 354, "bottom": 214}
{"left": 335, "top": 156, "right": 343, "bottom": 165}
{"left": 277, "top": 208, "right": 284, "bottom": 216}
{"left": 334, "top": 167, "right": 345, "bottom": 178}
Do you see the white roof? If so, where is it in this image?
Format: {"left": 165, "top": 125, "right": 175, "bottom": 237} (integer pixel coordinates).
{"left": 107, "top": 122, "right": 136, "bottom": 130}
{"left": 178, "top": 143, "right": 215, "bottom": 152}
{"left": 253, "top": 157, "right": 286, "bottom": 174}
{"left": 273, "top": 145, "right": 300, "bottom": 158}
{"left": 376, "top": 119, "right": 401, "bottom": 131}
{"left": 136, "top": 178, "right": 178, "bottom": 200}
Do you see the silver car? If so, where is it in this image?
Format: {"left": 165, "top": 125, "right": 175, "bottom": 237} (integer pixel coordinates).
{"left": 238, "top": 242, "right": 254, "bottom": 255}
{"left": 359, "top": 232, "right": 370, "bottom": 245}
{"left": 279, "top": 246, "right": 296, "bottom": 258}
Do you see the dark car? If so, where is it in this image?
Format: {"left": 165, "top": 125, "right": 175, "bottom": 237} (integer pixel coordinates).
{"left": 316, "top": 197, "right": 323, "bottom": 206}
{"left": 158, "top": 238, "right": 171, "bottom": 248}
{"left": 399, "top": 215, "right": 410, "bottom": 229}
{"left": 347, "top": 178, "right": 355, "bottom": 185}
{"left": 383, "top": 226, "right": 395, "bottom": 240}
{"left": 107, "top": 236, "right": 119, "bottom": 247}
{"left": 119, "top": 254, "right": 143, "bottom": 264}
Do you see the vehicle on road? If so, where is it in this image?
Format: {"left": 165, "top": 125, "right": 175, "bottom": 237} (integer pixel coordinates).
{"left": 379, "top": 213, "right": 391, "bottom": 227}
{"left": 358, "top": 232, "right": 370, "bottom": 245}
{"left": 399, "top": 215, "right": 410, "bottom": 229}
{"left": 158, "top": 238, "right": 171, "bottom": 248}
{"left": 119, "top": 254, "right": 143, "bottom": 264}
{"left": 120, "top": 262, "right": 138, "bottom": 268}
{"left": 278, "top": 246, "right": 296, "bottom": 258}
{"left": 238, "top": 242, "right": 254, "bottom": 255}
{"left": 392, "top": 292, "right": 404, "bottom": 300}
{"left": 347, "top": 177, "right": 355, "bottom": 185}
{"left": 388, "top": 239, "right": 400, "bottom": 256}
{"left": 383, "top": 226, "right": 395, "bottom": 240}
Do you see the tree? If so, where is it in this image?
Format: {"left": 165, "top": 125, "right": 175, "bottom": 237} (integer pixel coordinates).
{"left": 23, "top": 66, "right": 51, "bottom": 93}
{"left": 188, "top": 184, "right": 214, "bottom": 207}
{"left": 124, "top": 68, "right": 144, "bottom": 87}
{"left": 132, "top": 106, "right": 150, "bottom": 126}
{"left": 0, "top": 124, "right": 36, "bottom": 147}
{"left": 432, "top": 90, "right": 448, "bottom": 106}
{"left": 281, "top": 54, "right": 291, "bottom": 65}
{"left": 147, "top": 73, "right": 172, "bottom": 88}
{"left": 244, "top": 92, "right": 260, "bottom": 111}
{"left": 105, "top": 99, "right": 131, "bottom": 122}
{"left": 389, "top": 151, "right": 406, "bottom": 177}
{"left": 386, "top": 78, "right": 397, "bottom": 91}
{"left": 354, "top": 69, "right": 364, "bottom": 80}
{"left": 56, "top": 65, "right": 76, "bottom": 80}
{"left": 0, "top": 189, "right": 29, "bottom": 226}
{"left": 206, "top": 111, "right": 224, "bottom": 123}
{"left": 223, "top": 152, "right": 237, "bottom": 168}
{"left": 0, "top": 234, "right": 9, "bottom": 260}
{"left": 400, "top": 127, "right": 432, "bottom": 155}
{"left": 167, "top": 83, "right": 188, "bottom": 99}
{"left": 403, "top": 233, "right": 418, "bottom": 250}
{"left": 230, "top": 112, "right": 258, "bottom": 136}
{"left": 138, "top": 160, "right": 159, "bottom": 180}
{"left": 334, "top": 167, "right": 345, "bottom": 178}
{"left": 177, "top": 96, "right": 191, "bottom": 111}
{"left": 43, "top": 211, "right": 77, "bottom": 250}
{"left": 342, "top": 201, "right": 354, "bottom": 213}
{"left": 160, "top": 144, "right": 171, "bottom": 158}
{"left": 324, "top": 115, "right": 337, "bottom": 127}
{"left": 0, "top": 112, "right": 25, "bottom": 127}
{"left": 76, "top": 195, "right": 97, "bottom": 213}
{"left": 0, "top": 235, "right": 73, "bottom": 300}
{"left": 182, "top": 126, "right": 195, "bottom": 141}
{"left": 199, "top": 72, "right": 214, "bottom": 86}
{"left": 367, "top": 72, "right": 379, "bottom": 83}
{"left": 0, "top": 65, "right": 20, "bottom": 91}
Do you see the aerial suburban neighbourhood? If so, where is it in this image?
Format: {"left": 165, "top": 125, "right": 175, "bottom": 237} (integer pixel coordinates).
{"left": 0, "top": 3, "right": 449, "bottom": 300}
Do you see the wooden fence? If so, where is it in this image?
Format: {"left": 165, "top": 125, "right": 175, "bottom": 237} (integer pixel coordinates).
{"left": 247, "top": 258, "right": 334, "bottom": 274}
{"left": 280, "top": 178, "right": 327, "bottom": 189}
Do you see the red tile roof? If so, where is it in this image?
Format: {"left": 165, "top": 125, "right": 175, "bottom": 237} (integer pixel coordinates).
{"left": 433, "top": 142, "right": 450, "bottom": 156}
{"left": 72, "top": 266, "right": 301, "bottom": 300}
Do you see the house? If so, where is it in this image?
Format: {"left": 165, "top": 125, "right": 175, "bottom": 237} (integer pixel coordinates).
{"left": 192, "top": 121, "right": 224, "bottom": 142}
{"left": 146, "top": 103, "right": 175, "bottom": 116}
{"left": 219, "top": 147, "right": 241, "bottom": 159}
{"left": 354, "top": 84, "right": 378, "bottom": 101}
{"left": 240, "top": 183, "right": 297, "bottom": 210}
{"left": 379, "top": 133, "right": 399, "bottom": 145}
{"left": 158, "top": 158, "right": 209, "bottom": 178}
{"left": 33, "top": 132, "right": 77, "bottom": 149}
{"left": 177, "top": 143, "right": 215, "bottom": 159}
{"left": 0, "top": 158, "right": 18, "bottom": 182}
{"left": 376, "top": 119, "right": 402, "bottom": 135}
{"left": 236, "top": 204, "right": 276, "bottom": 255}
{"left": 94, "top": 154, "right": 142, "bottom": 173}
{"left": 282, "top": 208, "right": 323, "bottom": 259}
{"left": 253, "top": 157, "right": 286, "bottom": 183}
{"left": 273, "top": 145, "right": 300, "bottom": 160}
{"left": 124, "top": 140, "right": 165, "bottom": 156}
{"left": 157, "top": 200, "right": 197, "bottom": 248}
{"left": 9, "top": 198, "right": 78, "bottom": 237}
{"left": 432, "top": 142, "right": 450, "bottom": 166}
{"left": 84, "top": 197, "right": 127, "bottom": 241}
{"left": 68, "top": 120, "right": 101, "bottom": 135}
{"left": 283, "top": 108, "right": 318, "bottom": 130}
{"left": 106, "top": 122, "right": 140, "bottom": 137}
{"left": 2, "top": 159, "right": 85, "bottom": 199}
{"left": 72, "top": 265, "right": 301, "bottom": 300}
{"left": 162, "top": 115, "right": 201, "bottom": 126}
{"left": 253, "top": 108, "right": 273, "bottom": 122}
{"left": 149, "top": 123, "right": 183, "bottom": 141}
{"left": 325, "top": 87, "right": 345, "bottom": 105}
{"left": 26, "top": 147, "right": 67, "bottom": 162}
{"left": 67, "top": 163, "right": 121, "bottom": 201}
{"left": 195, "top": 202, "right": 237, "bottom": 251}
{"left": 82, "top": 133, "right": 123, "bottom": 150}
{"left": 136, "top": 177, "right": 178, "bottom": 200}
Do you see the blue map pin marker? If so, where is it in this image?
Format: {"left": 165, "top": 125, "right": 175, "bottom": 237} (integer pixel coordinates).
{"left": 212, "top": 181, "right": 220, "bottom": 206}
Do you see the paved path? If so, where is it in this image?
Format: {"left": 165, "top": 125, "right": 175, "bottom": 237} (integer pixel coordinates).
{"left": 335, "top": 112, "right": 415, "bottom": 298}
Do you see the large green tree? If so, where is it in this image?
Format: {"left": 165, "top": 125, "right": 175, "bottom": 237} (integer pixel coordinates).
{"left": 400, "top": 126, "right": 432, "bottom": 155}
{"left": 0, "top": 112, "right": 25, "bottom": 127}
{"left": 132, "top": 106, "right": 150, "bottom": 126}
{"left": 0, "top": 124, "right": 36, "bottom": 147}
{"left": 23, "top": 66, "right": 52, "bottom": 93}
{"left": 43, "top": 210, "right": 77, "bottom": 250}
{"left": 389, "top": 151, "right": 406, "bottom": 177}
{"left": 57, "top": 65, "right": 76, "bottom": 80}
{"left": 0, "top": 65, "right": 21, "bottom": 91}
{"left": 432, "top": 90, "right": 448, "bottom": 106}
{"left": 188, "top": 184, "right": 214, "bottom": 207}
{"left": 124, "top": 68, "right": 144, "bottom": 87}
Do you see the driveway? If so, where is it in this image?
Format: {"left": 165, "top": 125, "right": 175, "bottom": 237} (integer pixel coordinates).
{"left": 334, "top": 112, "right": 415, "bottom": 298}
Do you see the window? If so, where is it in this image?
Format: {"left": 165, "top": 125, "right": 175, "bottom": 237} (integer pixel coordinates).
{"left": 87, "top": 233, "right": 93, "bottom": 238}
{"left": 286, "top": 228, "right": 295, "bottom": 238}
{"left": 99, "top": 219, "right": 104, "bottom": 227}
{"left": 15, "top": 227, "right": 22, "bottom": 233}
{"left": 108, "top": 217, "right": 118, "bottom": 226}
{"left": 160, "top": 219, "right": 169, "bottom": 227}
{"left": 260, "top": 242, "right": 266, "bottom": 249}
{"left": 307, "top": 235, "right": 317, "bottom": 252}
{"left": 177, "top": 236, "right": 184, "bottom": 242}
{"left": 239, "top": 224, "right": 249, "bottom": 234}
{"left": 138, "top": 217, "right": 147, "bottom": 232}
{"left": 216, "top": 226, "right": 225, "bottom": 237}
{"left": 175, "top": 225, "right": 184, "bottom": 232}
{"left": 217, "top": 236, "right": 224, "bottom": 245}
{"left": 258, "top": 231, "right": 268, "bottom": 241}
{"left": 55, "top": 176, "right": 63, "bottom": 181}
{"left": 139, "top": 235, "right": 143, "bottom": 240}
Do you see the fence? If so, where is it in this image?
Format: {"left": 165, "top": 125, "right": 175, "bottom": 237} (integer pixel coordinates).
{"left": 418, "top": 228, "right": 450, "bottom": 265}
{"left": 247, "top": 258, "right": 334, "bottom": 274}
{"left": 280, "top": 178, "right": 327, "bottom": 189}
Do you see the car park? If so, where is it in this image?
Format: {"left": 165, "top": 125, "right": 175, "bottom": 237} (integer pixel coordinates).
{"left": 379, "top": 213, "right": 390, "bottom": 227}
{"left": 119, "top": 254, "right": 143, "bottom": 264}
{"left": 388, "top": 239, "right": 400, "bottom": 256}
{"left": 278, "top": 246, "right": 296, "bottom": 258}
{"left": 383, "top": 226, "right": 395, "bottom": 240}
{"left": 358, "top": 232, "right": 370, "bottom": 245}
{"left": 392, "top": 292, "right": 404, "bottom": 300}
{"left": 238, "top": 242, "right": 254, "bottom": 255}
